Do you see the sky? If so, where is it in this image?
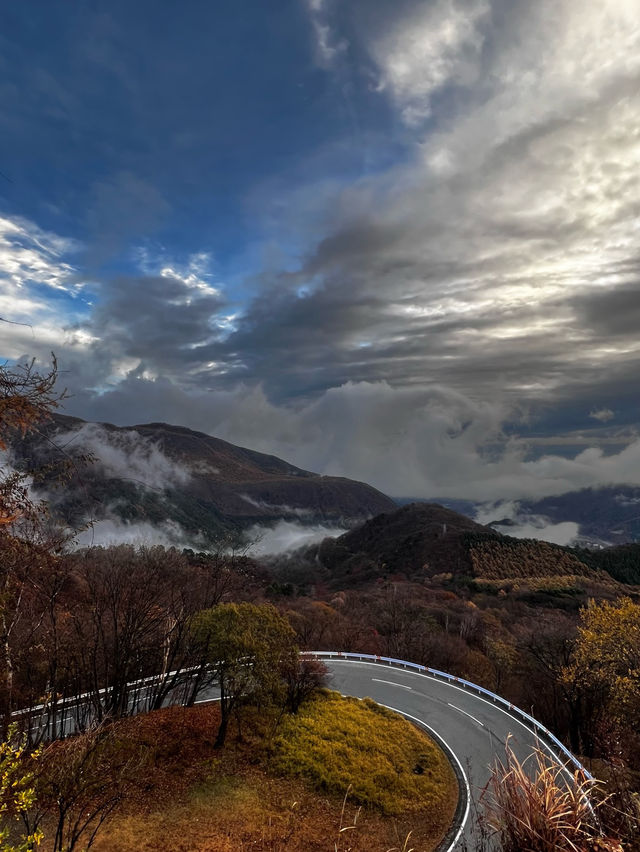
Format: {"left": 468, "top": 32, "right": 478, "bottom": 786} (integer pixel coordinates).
{"left": 1, "top": 0, "right": 640, "bottom": 502}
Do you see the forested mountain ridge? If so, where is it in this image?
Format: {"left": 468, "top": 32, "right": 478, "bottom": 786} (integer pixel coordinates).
{"left": 300, "top": 502, "right": 640, "bottom": 591}
{"left": 9, "top": 413, "right": 397, "bottom": 541}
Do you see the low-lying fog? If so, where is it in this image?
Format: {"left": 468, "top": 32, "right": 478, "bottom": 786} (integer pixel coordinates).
{"left": 71, "top": 517, "right": 345, "bottom": 555}
{"left": 475, "top": 501, "right": 579, "bottom": 546}
{"left": 243, "top": 521, "right": 347, "bottom": 556}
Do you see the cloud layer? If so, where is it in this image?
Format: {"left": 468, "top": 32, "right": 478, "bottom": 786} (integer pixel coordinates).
{"left": 2, "top": 0, "right": 640, "bottom": 505}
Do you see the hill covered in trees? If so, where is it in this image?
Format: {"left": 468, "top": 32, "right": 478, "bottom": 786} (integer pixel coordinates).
{"left": 294, "top": 502, "right": 630, "bottom": 594}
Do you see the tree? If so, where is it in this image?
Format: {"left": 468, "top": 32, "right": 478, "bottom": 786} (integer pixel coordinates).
{"left": 566, "top": 597, "right": 640, "bottom": 729}
{"left": 25, "top": 724, "right": 144, "bottom": 852}
{"left": 0, "top": 725, "right": 43, "bottom": 852}
{"left": 0, "top": 358, "right": 63, "bottom": 526}
{"left": 281, "top": 655, "right": 327, "bottom": 714}
{"left": 0, "top": 359, "right": 64, "bottom": 728}
{"left": 517, "top": 611, "right": 603, "bottom": 755}
{"left": 191, "top": 603, "right": 297, "bottom": 748}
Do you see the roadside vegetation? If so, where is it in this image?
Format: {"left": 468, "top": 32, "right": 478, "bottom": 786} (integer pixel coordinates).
{"left": 20, "top": 700, "right": 456, "bottom": 852}
{"left": 270, "top": 691, "right": 456, "bottom": 817}
{"left": 459, "top": 739, "right": 625, "bottom": 852}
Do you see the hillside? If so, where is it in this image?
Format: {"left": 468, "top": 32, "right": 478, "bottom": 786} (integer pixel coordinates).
{"left": 11, "top": 414, "right": 396, "bottom": 543}
{"left": 308, "top": 502, "right": 626, "bottom": 590}
{"left": 36, "top": 698, "right": 458, "bottom": 852}
{"left": 572, "top": 542, "right": 640, "bottom": 585}
{"left": 315, "top": 502, "right": 487, "bottom": 584}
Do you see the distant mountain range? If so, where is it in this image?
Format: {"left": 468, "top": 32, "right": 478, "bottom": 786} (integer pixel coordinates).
{"left": 398, "top": 487, "right": 640, "bottom": 546}
{"left": 516, "top": 487, "right": 640, "bottom": 544}
{"left": 12, "top": 414, "right": 396, "bottom": 544}
{"left": 11, "top": 413, "right": 640, "bottom": 567}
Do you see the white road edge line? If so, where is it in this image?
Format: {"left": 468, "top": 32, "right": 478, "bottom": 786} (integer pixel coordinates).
{"left": 447, "top": 703, "right": 484, "bottom": 727}
{"left": 371, "top": 678, "right": 412, "bottom": 690}
{"left": 380, "top": 702, "right": 471, "bottom": 852}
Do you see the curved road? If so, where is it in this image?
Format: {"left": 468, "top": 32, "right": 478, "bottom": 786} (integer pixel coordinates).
{"left": 322, "top": 658, "right": 572, "bottom": 851}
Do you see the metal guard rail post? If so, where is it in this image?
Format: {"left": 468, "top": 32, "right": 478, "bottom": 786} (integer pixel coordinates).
{"left": 303, "top": 650, "right": 593, "bottom": 781}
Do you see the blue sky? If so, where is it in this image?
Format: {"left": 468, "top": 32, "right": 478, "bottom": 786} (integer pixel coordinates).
{"left": 2, "top": 0, "right": 640, "bottom": 502}
{"left": 1, "top": 3, "right": 356, "bottom": 269}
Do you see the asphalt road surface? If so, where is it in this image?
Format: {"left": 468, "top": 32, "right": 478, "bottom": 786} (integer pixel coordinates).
{"left": 323, "top": 658, "right": 571, "bottom": 850}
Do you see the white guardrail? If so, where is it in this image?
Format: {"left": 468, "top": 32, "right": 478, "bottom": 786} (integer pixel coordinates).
{"left": 11, "top": 649, "right": 593, "bottom": 784}
{"left": 304, "top": 650, "right": 594, "bottom": 781}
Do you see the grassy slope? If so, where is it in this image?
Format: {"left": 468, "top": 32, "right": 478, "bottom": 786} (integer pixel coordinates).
{"left": 271, "top": 691, "right": 456, "bottom": 816}
{"left": 76, "top": 696, "right": 458, "bottom": 852}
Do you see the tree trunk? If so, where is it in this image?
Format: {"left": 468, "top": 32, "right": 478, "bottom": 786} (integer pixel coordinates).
{"left": 214, "top": 711, "right": 229, "bottom": 749}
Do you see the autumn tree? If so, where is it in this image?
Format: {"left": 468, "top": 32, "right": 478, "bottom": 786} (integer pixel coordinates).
{"left": 191, "top": 603, "right": 297, "bottom": 747}
{"left": 517, "top": 611, "right": 604, "bottom": 755}
{"left": 566, "top": 597, "right": 640, "bottom": 730}
{"left": 0, "top": 358, "right": 63, "bottom": 526}
{"left": 59, "top": 546, "right": 191, "bottom": 723}
{"left": 0, "top": 359, "right": 64, "bottom": 727}
{"left": 25, "top": 724, "right": 145, "bottom": 852}
{"left": 0, "top": 726, "right": 43, "bottom": 852}
{"left": 281, "top": 655, "right": 327, "bottom": 714}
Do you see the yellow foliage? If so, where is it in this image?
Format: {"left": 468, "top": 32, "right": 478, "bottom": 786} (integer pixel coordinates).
{"left": 566, "top": 596, "right": 640, "bottom": 723}
{"left": 0, "top": 726, "right": 43, "bottom": 851}
{"left": 270, "top": 690, "right": 457, "bottom": 816}
{"left": 470, "top": 539, "right": 602, "bottom": 581}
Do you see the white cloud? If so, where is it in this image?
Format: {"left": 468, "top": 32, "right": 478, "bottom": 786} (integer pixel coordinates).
{"left": 245, "top": 520, "right": 346, "bottom": 556}
{"left": 73, "top": 518, "right": 204, "bottom": 549}
{"left": 0, "top": 215, "right": 79, "bottom": 293}
{"left": 590, "top": 408, "right": 614, "bottom": 423}
{"left": 474, "top": 501, "right": 579, "bottom": 546}
{"left": 304, "top": 0, "right": 348, "bottom": 68}
{"left": 0, "top": 214, "right": 88, "bottom": 361}
{"left": 495, "top": 519, "right": 579, "bottom": 547}
{"left": 371, "top": 0, "right": 490, "bottom": 125}
{"left": 239, "top": 494, "right": 315, "bottom": 517}
{"left": 203, "top": 382, "right": 640, "bottom": 502}
{"left": 71, "top": 378, "right": 640, "bottom": 504}
{"left": 54, "top": 423, "right": 191, "bottom": 491}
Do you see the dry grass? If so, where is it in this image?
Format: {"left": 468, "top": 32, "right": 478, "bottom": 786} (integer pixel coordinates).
{"left": 93, "top": 780, "right": 421, "bottom": 852}
{"left": 483, "top": 737, "right": 624, "bottom": 852}
{"left": 270, "top": 691, "right": 457, "bottom": 816}
{"left": 34, "top": 699, "right": 457, "bottom": 852}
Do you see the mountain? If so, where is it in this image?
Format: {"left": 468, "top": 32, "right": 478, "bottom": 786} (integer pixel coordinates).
{"left": 305, "top": 502, "right": 632, "bottom": 593}
{"left": 315, "top": 502, "right": 487, "bottom": 584}
{"left": 12, "top": 414, "right": 396, "bottom": 544}
{"left": 516, "top": 487, "right": 640, "bottom": 545}
{"left": 397, "top": 486, "right": 640, "bottom": 547}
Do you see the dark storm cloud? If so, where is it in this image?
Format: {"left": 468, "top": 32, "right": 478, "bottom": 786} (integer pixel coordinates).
{"left": 573, "top": 282, "right": 640, "bottom": 338}
{"left": 81, "top": 272, "right": 226, "bottom": 378}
